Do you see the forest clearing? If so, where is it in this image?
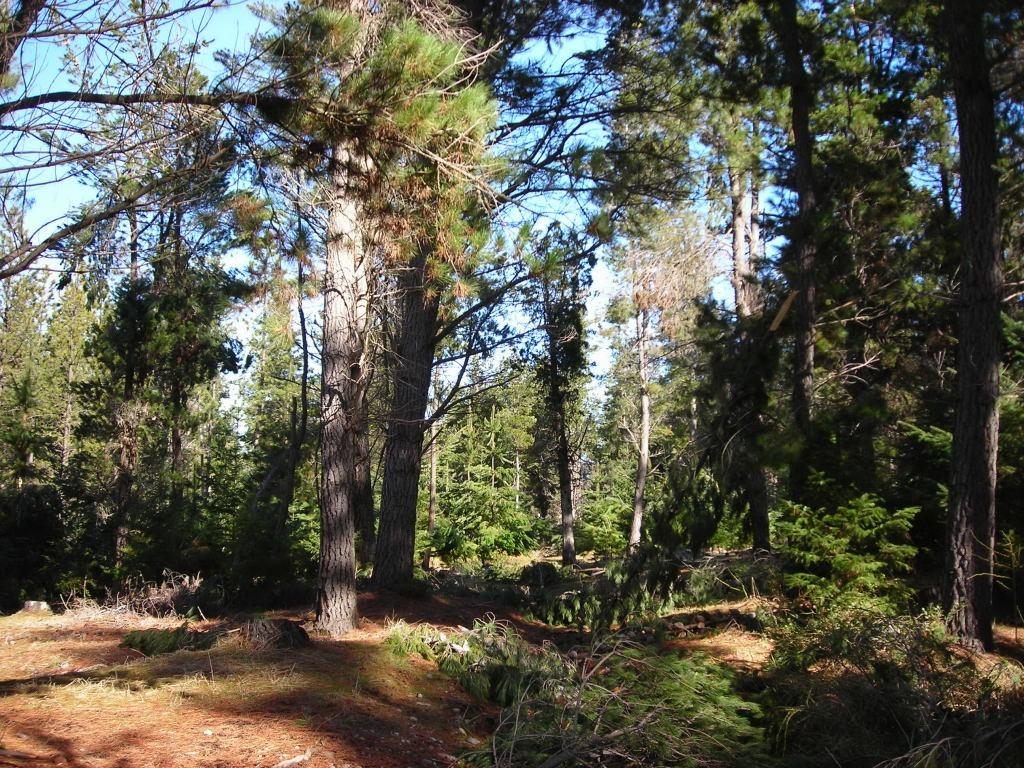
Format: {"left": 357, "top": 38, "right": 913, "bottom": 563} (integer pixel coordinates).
{"left": 2, "top": 0, "right": 1024, "bottom": 765}
{"left": 0, "top": 592, "right": 508, "bottom": 768}
{"left": 3, "top": 554, "right": 1023, "bottom": 767}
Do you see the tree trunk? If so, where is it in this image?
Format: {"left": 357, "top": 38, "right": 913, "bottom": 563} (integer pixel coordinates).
{"left": 942, "top": 0, "right": 1002, "bottom": 652}
{"left": 729, "top": 169, "right": 755, "bottom": 318}
{"left": 422, "top": 389, "right": 439, "bottom": 571}
{"left": 773, "top": 0, "right": 818, "bottom": 502}
{"left": 372, "top": 244, "right": 440, "bottom": 588}
{"left": 170, "top": 406, "right": 184, "bottom": 511}
{"left": 354, "top": 409, "right": 375, "bottom": 565}
{"left": 490, "top": 402, "right": 496, "bottom": 488}
{"left": 275, "top": 256, "right": 311, "bottom": 541}
{"left": 316, "top": 143, "right": 369, "bottom": 637}
{"left": 60, "top": 361, "right": 74, "bottom": 470}
{"left": 514, "top": 450, "right": 520, "bottom": 508}
{"left": 556, "top": 412, "right": 576, "bottom": 566}
{"left": 732, "top": 167, "right": 772, "bottom": 551}
{"left": 627, "top": 305, "right": 650, "bottom": 554}
{"left": 113, "top": 401, "right": 141, "bottom": 569}
{"left": 748, "top": 173, "right": 763, "bottom": 268}
{"left": 0, "top": 0, "right": 47, "bottom": 77}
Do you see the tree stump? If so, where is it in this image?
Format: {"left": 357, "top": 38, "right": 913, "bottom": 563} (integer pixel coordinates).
{"left": 240, "top": 618, "right": 310, "bottom": 650}
{"left": 20, "top": 601, "right": 52, "bottom": 614}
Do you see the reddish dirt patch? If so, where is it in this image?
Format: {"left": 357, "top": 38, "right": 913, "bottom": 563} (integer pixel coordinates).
{"left": 994, "top": 623, "right": 1024, "bottom": 665}
{"left": 0, "top": 594, "right": 513, "bottom": 768}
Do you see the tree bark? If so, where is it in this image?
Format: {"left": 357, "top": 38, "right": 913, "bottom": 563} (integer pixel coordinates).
{"left": 730, "top": 169, "right": 755, "bottom": 319}
{"left": 353, "top": 407, "right": 375, "bottom": 565}
{"left": 773, "top": 0, "right": 818, "bottom": 502}
{"left": 627, "top": 304, "right": 650, "bottom": 554}
{"left": 731, "top": 167, "right": 772, "bottom": 551}
{"left": 421, "top": 387, "right": 439, "bottom": 571}
{"left": 113, "top": 401, "right": 141, "bottom": 569}
{"left": 555, "top": 409, "right": 576, "bottom": 566}
{"left": 0, "top": 0, "right": 47, "bottom": 77}
{"left": 941, "top": 0, "right": 1003, "bottom": 652}
{"left": 372, "top": 244, "right": 440, "bottom": 588}
{"left": 316, "top": 142, "right": 369, "bottom": 636}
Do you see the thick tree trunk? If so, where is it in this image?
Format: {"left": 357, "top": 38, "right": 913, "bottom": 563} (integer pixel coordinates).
{"left": 730, "top": 169, "right": 755, "bottom": 318}
{"left": 627, "top": 306, "right": 650, "bottom": 554}
{"left": 729, "top": 166, "right": 772, "bottom": 551}
{"left": 548, "top": 371, "right": 577, "bottom": 566}
{"left": 942, "top": 0, "right": 1002, "bottom": 652}
{"left": 372, "top": 245, "right": 440, "bottom": 588}
{"left": 316, "top": 143, "right": 369, "bottom": 637}
{"left": 774, "top": 0, "right": 818, "bottom": 502}
{"left": 422, "top": 392, "right": 439, "bottom": 571}
{"left": 354, "top": 411, "right": 375, "bottom": 565}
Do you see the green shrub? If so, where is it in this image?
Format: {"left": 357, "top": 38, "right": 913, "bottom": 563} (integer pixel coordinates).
{"left": 517, "top": 561, "right": 564, "bottom": 589}
{"left": 575, "top": 494, "right": 629, "bottom": 555}
{"left": 683, "top": 554, "right": 783, "bottom": 605}
{"left": 522, "top": 556, "right": 684, "bottom": 630}
{"left": 429, "top": 481, "right": 537, "bottom": 565}
{"left": 685, "top": 563, "right": 729, "bottom": 603}
{"left": 383, "top": 619, "right": 437, "bottom": 660}
{"left": 776, "top": 493, "right": 917, "bottom": 610}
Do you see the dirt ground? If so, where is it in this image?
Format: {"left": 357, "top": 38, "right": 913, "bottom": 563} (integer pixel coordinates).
{"left": 6, "top": 591, "right": 1014, "bottom": 768}
{"left": 0, "top": 591, "right": 776, "bottom": 768}
{"left": 0, "top": 593, "right": 533, "bottom": 768}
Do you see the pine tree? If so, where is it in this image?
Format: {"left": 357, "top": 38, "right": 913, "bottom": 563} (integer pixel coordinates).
{"left": 261, "top": 0, "right": 496, "bottom": 630}
{"left": 941, "top": 0, "right": 1004, "bottom": 651}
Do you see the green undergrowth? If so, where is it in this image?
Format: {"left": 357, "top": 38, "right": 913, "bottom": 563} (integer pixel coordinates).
{"left": 386, "top": 617, "right": 768, "bottom": 767}
{"left": 759, "top": 495, "right": 1024, "bottom": 767}
{"left": 760, "top": 605, "right": 1024, "bottom": 768}
{"left": 120, "top": 623, "right": 217, "bottom": 655}
{"left": 517, "top": 551, "right": 781, "bottom": 630}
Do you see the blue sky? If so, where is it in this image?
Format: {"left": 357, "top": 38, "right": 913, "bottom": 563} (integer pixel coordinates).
{"left": 9, "top": 1, "right": 739, "bottom": 407}
{"left": 15, "top": 1, "right": 267, "bottom": 239}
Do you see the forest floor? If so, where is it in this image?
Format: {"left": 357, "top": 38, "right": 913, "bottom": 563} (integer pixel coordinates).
{"left": 0, "top": 591, "right": 765, "bottom": 768}
{"left": 1, "top": 589, "right": 1020, "bottom": 768}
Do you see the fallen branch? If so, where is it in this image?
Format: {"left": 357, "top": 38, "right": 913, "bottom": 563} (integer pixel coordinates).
{"left": 535, "top": 712, "right": 659, "bottom": 768}
{"left": 0, "top": 749, "right": 48, "bottom": 761}
{"left": 271, "top": 749, "right": 312, "bottom": 768}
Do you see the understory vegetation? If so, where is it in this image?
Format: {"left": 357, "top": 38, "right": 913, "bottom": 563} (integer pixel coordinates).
{"left": 2, "top": 0, "right": 1024, "bottom": 765}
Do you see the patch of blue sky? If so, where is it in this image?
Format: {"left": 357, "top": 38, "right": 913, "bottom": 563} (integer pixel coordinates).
{"left": 8, "top": 1, "right": 266, "bottom": 264}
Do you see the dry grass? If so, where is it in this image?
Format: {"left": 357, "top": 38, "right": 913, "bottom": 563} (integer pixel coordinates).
{"left": 0, "top": 602, "right": 494, "bottom": 768}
